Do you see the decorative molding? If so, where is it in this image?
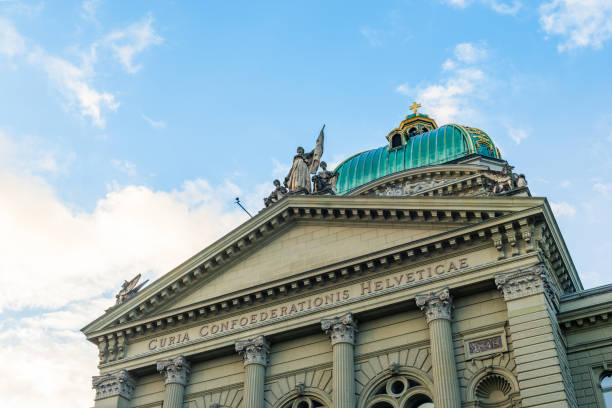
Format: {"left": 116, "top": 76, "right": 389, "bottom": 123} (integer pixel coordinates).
{"left": 235, "top": 335, "right": 270, "bottom": 366}
{"left": 495, "top": 264, "right": 556, "bottom": 302}
{"left": 84, "top": 196, "right": 553, "bottom": 335}
{"left": 321, "top": 312, "right": 357, "bottom": 345}
{"left": 415, "top": 287, "right": 453, "bottom": 323}
{"left": 157, "top": 355, "right": 191, "bottom": 385}
{"left": 373, "top": 177, "right": 461, "bottom": 197}
{"left": 92, "top": 369, "right": 135, "bottom": 401}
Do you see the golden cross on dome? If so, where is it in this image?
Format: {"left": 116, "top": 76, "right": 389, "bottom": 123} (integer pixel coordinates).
{"left": 409, "top": 101, "right": 421, "bottom": 115}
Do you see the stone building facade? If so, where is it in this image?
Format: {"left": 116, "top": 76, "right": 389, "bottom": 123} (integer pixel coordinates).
{"left": 83, "top": 111, "right": 612, "bottom": 408}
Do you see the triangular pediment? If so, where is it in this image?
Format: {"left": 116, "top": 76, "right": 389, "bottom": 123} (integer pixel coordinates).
{"left": 163, "top": 222, "right": 454, "bottom": 311}
{"left": 83, "top": 195, "right": 579, "bottom": 340}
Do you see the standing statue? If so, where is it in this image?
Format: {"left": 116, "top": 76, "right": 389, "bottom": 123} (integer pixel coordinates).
{"left": 264, "top": 179, "right": 288, "bottom": 207}
{"left": 312, "top": 161, "right": 338, "bottom": 194}
{"left": 285, "top": 125, "right": 325, "bottom": 193}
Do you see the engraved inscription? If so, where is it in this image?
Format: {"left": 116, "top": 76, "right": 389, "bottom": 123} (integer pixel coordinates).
{"left": 468, "top": 336, "right": 503, "bottom": 354}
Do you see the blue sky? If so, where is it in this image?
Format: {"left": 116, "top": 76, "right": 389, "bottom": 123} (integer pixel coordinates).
{"left": 1, "top": 0, "right": 612, "bottom": 406}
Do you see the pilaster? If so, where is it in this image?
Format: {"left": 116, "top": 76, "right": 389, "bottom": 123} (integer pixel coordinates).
{"left": 157, "top": 355, "right": 191, "bottom": 408}
{"left": 92, "top": 369, "right": 135, "bottom": 408}
{"left": 236, "top": 335, "right": 270, "bottom": 408}
{"left": 416, "top": 288, "right": 461, "bottom": 408}
{"left": 496, "top": 264, "right": 576, "bottom": 408}
{"left": 321, "top": 312, "right": 357, "bottom": 408}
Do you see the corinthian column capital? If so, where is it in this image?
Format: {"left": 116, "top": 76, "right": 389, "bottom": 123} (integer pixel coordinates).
{"left": 416, "top": 287, "right": 452, "bottom": 323}
{"left": 157, "top": 355, "right": 191, "bottom": 386}
{"left": 235, "top": 335, "right": 270, "bottom": 366}
{"left": 495, "top": 264, "right": 556, "bottom": 302}
{"left": 92, "top": 369, "right": 135, "bottom": 401}
{"left": 321, "top": 312, "right": 357, "bottom": 346}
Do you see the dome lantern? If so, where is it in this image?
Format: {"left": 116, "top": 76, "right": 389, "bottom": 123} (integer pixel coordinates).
{"left": 386, "top": 102, "right": 439, "bottom": 150}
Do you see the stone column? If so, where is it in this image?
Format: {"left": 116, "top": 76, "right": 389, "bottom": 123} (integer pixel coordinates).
{"left": 157, "top": 355, "right": 191, "bottom": 408}
{"left": 416, "top": 288, "right": 461, "bottom": 408}
{"left": 496, "top": 265, "right": 576, "bottom": 407}
{"left": 235, "top": 335, "right": 270, "bottom": 408}
{"left": 321, "top": 312, "right": 357, "bottom": 408}
{"left": 92, "top": 369, "right": 135, "bottom": 408}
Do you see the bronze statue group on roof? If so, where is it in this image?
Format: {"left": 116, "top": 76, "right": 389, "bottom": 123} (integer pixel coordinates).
{"left": 264, "top": 125, "right": 338, "bottom": 207}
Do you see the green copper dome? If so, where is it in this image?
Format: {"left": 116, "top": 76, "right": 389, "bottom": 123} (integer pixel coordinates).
{"left": 334, "top": 124, "right": 501, "bottom": 195}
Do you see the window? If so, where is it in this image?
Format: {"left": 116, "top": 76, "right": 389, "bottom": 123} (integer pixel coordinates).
{"left": 602, "top": 373, "right": 612, "bottom": 407}
{"left": 282, "top": 396, "right": 326, "bottom": 408}
{"left": 364, "top": 375, "right": 433, "bottom": 408}
{"left": 391, "top": 133, "right": 402, "bottom": 148}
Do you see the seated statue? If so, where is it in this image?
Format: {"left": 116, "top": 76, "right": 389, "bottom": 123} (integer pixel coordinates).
{"left": 264, "top": 179, "right": 288, "bottom": 207}
{"left": 312, "top": 161, "right": 338, "bottom": 195}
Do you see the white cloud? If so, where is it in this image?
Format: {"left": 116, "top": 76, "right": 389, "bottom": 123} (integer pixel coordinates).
{"left": 396, "top": 42, "right": 489, "bottom": 124}
{"left": 111, "top": 158, "right": 137, "bottom": 176}
{"left": 0, "top": 300, "right": 104, "bottom": 407}
{"left": 441, "top": 0, "right": 521, "bottom": 15}
{"left": 507, "top": 126, "right": 529, "bottom": 144}
{"left": 0, "top": 130, "right": 72, "bottom": 174}
{"left": 142, "top": 113, "right": 166, "bottom": 129}
{"left": 360, "top": 26, "right": 385, "bottom": 47}
{"left": 0, "top": 172, "right": 246, "bottom": 312}
{"left": 593, "top": 181, "right": 611, "bottom": 195}
{"left": 551, "top": 201, "right": 576, "bottom": 217}
{"left": 560, "top": 180, "right": 571, "bottom": 188}
{"left": 454, "top": 42, "right": 488, "bottom": 63}
{"left": 0, "top": 131, "right": 250, "bottom": 406}
{"left": 539, "top": 0, "right": 612, "bottom": 51}
{"left": 28, "top": 49, "right": 119, "bottom": 127}
{"left": 103, "top": 14, "right": 162, "bottom": 73}
{"left": 0, "top": 17, "right": 119, "bottom": 127}
{"left": 81, "top": 0, "right": 102, "bottom": 22}
{"left": 0, "top": 17, "right": 26, "bottom": 57}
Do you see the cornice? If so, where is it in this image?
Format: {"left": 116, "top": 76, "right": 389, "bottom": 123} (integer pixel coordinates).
{"left": 85, "top": 205, "right": 543, "bottom": 342}
{"left": 83, "top": 196, "right": 546, "bottom": 335}
{"left": 83, "top": 196, "right": 580, "bottom": 364}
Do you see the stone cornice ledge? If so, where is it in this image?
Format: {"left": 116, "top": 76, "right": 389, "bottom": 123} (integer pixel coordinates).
{"left": 86, "top": 205, "right": 561, "bottom": 351}
{"left": 86, "top": 196, "right": 546, "bottom": 332}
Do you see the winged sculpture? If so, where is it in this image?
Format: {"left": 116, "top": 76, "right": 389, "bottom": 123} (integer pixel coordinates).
{"left": 114, "top": 273, "right": 149, "bottom": 306}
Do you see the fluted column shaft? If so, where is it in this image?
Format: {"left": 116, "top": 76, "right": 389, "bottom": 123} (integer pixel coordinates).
{"left": 236, "top": 335, "right": 270, "bottom": 408}
{"left": 244, "top": 362, "right": 266, "bottom": 408}
{"left": 333, "top": 342, "right": 356, "bottom": 408}
{"left": 416, "top": 288, "right": 461, "bottom": 408}
{"left": 428, "top": 318, "right": 460, "bottom": 408}
{"left": 321, "top": 312, "right": 357, "bottom": 408}
{"left": 157, "top": 356, "right": 191, "bottom": 408}
{"left": 163, "top": 382, "right": 186, "bottom": 408}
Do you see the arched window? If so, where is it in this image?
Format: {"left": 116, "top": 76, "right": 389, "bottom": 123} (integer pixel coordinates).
{"left": 602, "top": 373, "right": 612, "bottom": 407}
{"left": 282, "top": 396, "right": 327, "bottom": 408}
{"left": 409, "top": 128, "right": 418, "bottom": 137}
{"left": 364, "top": 375, "right": 433, "bottom": 408}
{"left": 391, "top": 133, "right": 402, "bottom": 148}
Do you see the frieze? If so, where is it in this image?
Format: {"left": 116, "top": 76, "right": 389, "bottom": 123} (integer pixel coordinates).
{"left": 374, "top": 177, "right": 460, "bottom": 197}
{"left": 121, "top": 254, "right": 477, "bottom": 361}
